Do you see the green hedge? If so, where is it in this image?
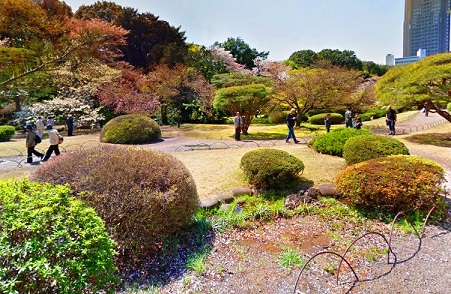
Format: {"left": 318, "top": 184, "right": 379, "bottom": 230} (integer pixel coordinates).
{"left": 343, "top": 135, "right": 410, "bottom": 165}
{"left": 447, "top": 102, "right": 451, "bottom": 111}
{"left": 100, "top": 114, "right": 161, "bottom": 144}
{"left": 0, "top": 180, "right": 118, "bottom": 293}
{"left": 308, "top": 128, "right": 372, "bottom": 157}
{"left": 308, "top": 113, "right": 343, "bottom": 125}
{"left": 240, "top": 148, "right": 305, "bottom": 190}
{"left": 0, "top": 125, "right": 15, "bottom": 142}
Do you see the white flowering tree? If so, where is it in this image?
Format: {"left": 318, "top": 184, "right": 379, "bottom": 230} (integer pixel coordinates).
{"left": 17, "top": 62, "right": 121, "bottom": 128}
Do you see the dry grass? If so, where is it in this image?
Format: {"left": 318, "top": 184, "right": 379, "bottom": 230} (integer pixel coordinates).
{"left": 1, "top": 114, "right": 448, "bottom": 199}
{"left": 171, "top": 145, "right": 345, "bottom": 198}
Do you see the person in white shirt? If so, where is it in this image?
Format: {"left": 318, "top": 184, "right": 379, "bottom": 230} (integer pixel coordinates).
{"left": 35, "top": 116, "right": 45, "bottom": 139}
{"left": 42, "top": 125, "right": 61, "bottom": 162}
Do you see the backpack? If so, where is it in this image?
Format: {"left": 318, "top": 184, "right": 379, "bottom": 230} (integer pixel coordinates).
{"left": 34, "top": 132, "right": 42, "bottom": 144}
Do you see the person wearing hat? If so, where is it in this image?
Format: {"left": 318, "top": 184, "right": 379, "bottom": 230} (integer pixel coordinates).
{"left": 25, "top": 124, "right": 44, "bottom": 163}
{"left": 42, "top": 124, "right": 61, "bottom": 162}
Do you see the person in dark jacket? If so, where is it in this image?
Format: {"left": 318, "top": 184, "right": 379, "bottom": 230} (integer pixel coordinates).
{"left": 286, "top": 108, "right": 300, "bottom": 143}
{"left": 324, "top": 113, "right": 332, "bottom": 133}
{"left": 66, "top": 114, "right": 74, "bottom": 136}
{"left": 25, "top": 124, "right": 44, "bottom": 163}
{"left": 386, "top": 105, "right": 397, "bottom": 135}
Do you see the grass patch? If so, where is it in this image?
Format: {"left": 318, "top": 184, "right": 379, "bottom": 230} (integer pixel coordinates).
{"left": 277, "top": 247, "right": 305, "bottom": 268}
{"left": 404, "top": 133, "right": 451, "bottom": 148}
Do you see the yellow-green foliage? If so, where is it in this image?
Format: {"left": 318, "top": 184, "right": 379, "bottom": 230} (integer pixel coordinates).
{"left": 32, "top": 145, "right": 199, "bottom": 264}
{"left": 308, "top": 128, "right": 372, "bottom": 157}
{"left": 308, "top": 113, "right": 343, "bottom": 125}
{"left": 100, "top": 114, "right": 161, "bottom": 144}
{"left": 336, "top": 155, "right": 446, "bottom": 217}
{"left": 0, "top": 180, "right": 118, "bottom": 293}
{"left": 343, "top": 135, "right": 410, "bottom": 165}
{"left": 0, "top": 125, "right": 15, "bottom": 141}
{"left": 240, "top": 148, "right": 305, "bottom": 190}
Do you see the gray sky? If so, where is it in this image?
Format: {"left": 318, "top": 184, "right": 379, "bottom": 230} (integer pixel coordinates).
{"left": 64, "top": 0, "right": 405, "bottom": 64}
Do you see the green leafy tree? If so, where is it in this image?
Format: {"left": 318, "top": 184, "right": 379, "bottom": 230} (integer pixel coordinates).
{"left": 214, "top": 83, "right": 271, "bottom": 134}
{"left": 75, "top": 1, "right": 188, "bottom": 70}
{"left": 185, "top": 44, "right": 229, "bottom": 82}
{"left": 317, "top": 49, "right": 363, "bottom": 70}
{"left": 211, "top": 72, "right": 272, "bottom": 89}
{"left": 376, "top": 53, "right": 451, "bottom": 122}
{"left": 288, "top": 49, "right": 318, "bottom": 68}
{"left": 362, "top": 61, "right": 388, "bottom": 77}
{"left": 215, "top": 37, "right": 269, "bottom": 70}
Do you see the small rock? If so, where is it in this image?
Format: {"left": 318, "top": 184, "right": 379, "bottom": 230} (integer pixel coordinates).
{"left": 199, "top": 198, "right": 219, "bottom": 208}
{"left": 317, "top": 183, "right": 340, "bottom": 197}
{"left": 216, "top": 194, "right": 234, "bottom": 203}
{"left": 232, "top": 187, "right": 253, "bottom": 197}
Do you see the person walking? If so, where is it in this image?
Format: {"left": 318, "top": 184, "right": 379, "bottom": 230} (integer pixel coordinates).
{"left": 344, "top": 108, "right": 353, "bottom": 128}
{"left": 46, "top": 116, "right": 55, "bottom": 127}
{"left": 324, "top": 113, "right": 332, "bottom": 133}
{"left": 286, "top": 108, "right": 300, "bottom": 143}
{"left": 36, "top": 116, "right": 45, "bottom": 139}
{"left": 386, "top": 105, "right": 397, "bottom": 135}
{"left": 66, "top": 114, "right": 74, "bottom": 136}
{"left": 42, "top": 125, "right": 61, "bottom": 162}
{"left": 25, "top": 124, "right": 44, "bottom": 164}
{"left": 233, "top": 112, "right": 243, "bottom": 141}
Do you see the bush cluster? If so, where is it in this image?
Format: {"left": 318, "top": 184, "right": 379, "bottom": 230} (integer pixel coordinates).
{"left": 268, "top": 110, "right": 287, "bottom": 124}
{"left": 240, "top": 148, "right": 305, "bottom": 190}
{"left": 447, "top": 102, "right": 451, "bottom": 111}
{"left": 32, "top": 145, "right": 199, "bottom": 263}
{"left": 343, "top": 135, "right": 410, "bottom": 165}
{"left": 308, "top": 127, "right": 372, "bottom": 157}
{"left": 336, "top": 155, "right": 447, "bottom": 217}
{"left": 0, "top": 125, "right": 15, "bottom": 142}
{"left": 308, "top": 113, "right": 343, "bottom": 125}
{"left": 358, "top": 108, "right": 387, "bottom": 121}
{"left": 0, "top": 180, "right": 118, "bottom": 293}
{"left": 100, "top": 114, "right": 161, "bottom": 144}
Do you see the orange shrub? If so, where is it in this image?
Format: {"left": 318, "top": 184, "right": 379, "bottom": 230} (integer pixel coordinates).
{"left": 32, "top": 145, "right": 199, "bottom": 263}
{"left": 336, "top": 155, "right": 446, "bottom": 217}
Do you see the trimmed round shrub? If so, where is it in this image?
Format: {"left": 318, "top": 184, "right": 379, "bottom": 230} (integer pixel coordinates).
{"left": 32, "top": 145, "right": 199, "bottom": 263}
{"left": 308, "top": 127, "right": 372, "bottom": 157}
{"left": 240, "top": 148, "right": 305, "bottom": 190}
{"left": 100, "top": 114, "right": 161, "bottom": 144}
{"left": 343, "top": 135, "right": 410, "bottom": 165}
{"left": 0, "top": 180, "right": 118, "bottom": 293}
{"left": 308, "top": 113, "right": 343, "bottom": 125}
{"left": 0, "top": 125, "right": 15, "bottom": 142}
{"left": 336, "top": 155, "right": 447, "bottom": 216}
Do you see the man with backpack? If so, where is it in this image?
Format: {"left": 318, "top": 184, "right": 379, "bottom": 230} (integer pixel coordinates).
{"left": 25, "top": 124, "right": 44, "bottom": 164}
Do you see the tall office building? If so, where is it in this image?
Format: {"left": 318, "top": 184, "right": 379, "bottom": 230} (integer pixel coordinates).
{"left": 403, "top": 0, "right": 450, "bottom": 57}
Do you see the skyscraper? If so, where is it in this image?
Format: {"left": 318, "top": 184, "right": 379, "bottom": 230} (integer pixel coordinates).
{"left": 403, "top": 0, "right": 450, "bottom": 57}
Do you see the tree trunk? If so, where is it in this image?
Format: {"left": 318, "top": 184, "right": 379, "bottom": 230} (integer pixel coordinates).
{"left": 14, "top": 96, "right": 21, "bottom": 111}
{"left": 424, "top": 100, "right": 451, "bottom": 123}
